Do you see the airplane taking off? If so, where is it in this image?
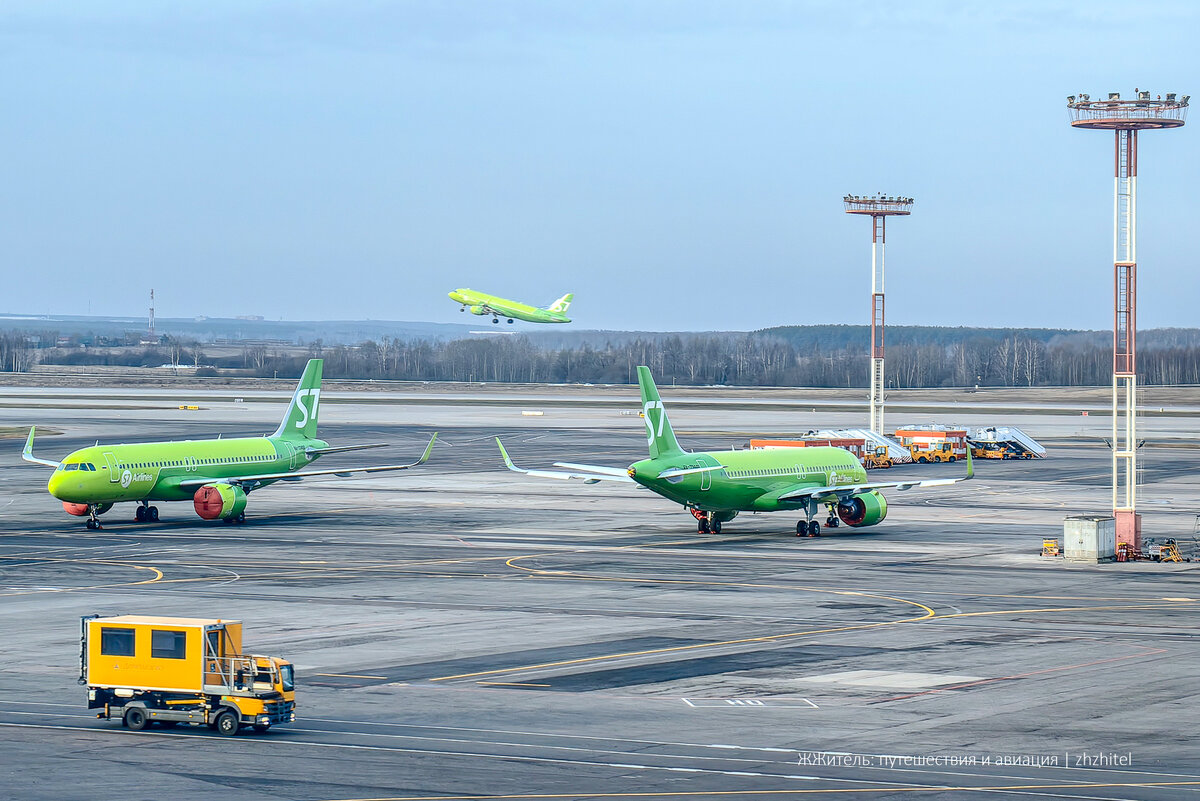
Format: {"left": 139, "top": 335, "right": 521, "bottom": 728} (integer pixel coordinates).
{"left": 22, "top": 359, "right": 437, "bottom": 529}
{"left": 448, "top": 288, "right": 573, "bottom": 324}
{"left": 498, "top": 366, "right": 972, "bottom": 536}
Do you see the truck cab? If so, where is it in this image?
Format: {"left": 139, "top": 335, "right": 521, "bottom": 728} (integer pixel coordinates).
{"left": 81, "top": 615, "right": 295, "bottom": 736}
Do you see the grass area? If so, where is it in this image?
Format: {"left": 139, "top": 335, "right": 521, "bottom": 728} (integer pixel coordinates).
{"left": 0, "top": 426, "right": 60, "bottom": 439}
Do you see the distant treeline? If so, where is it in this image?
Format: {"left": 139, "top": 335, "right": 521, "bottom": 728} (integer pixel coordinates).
{"left": 11, "top": 328, "right": 1200, "bottom": 387}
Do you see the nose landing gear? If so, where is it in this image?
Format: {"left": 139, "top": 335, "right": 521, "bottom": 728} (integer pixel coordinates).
{"left": 86, "top": 504, "right": 104, "bottom": 530}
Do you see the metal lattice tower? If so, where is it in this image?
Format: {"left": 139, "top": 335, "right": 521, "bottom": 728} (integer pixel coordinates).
{"left": 843, "top": 194, "right": 913, "bottom": 435}
{"left": 148, "top": 288, "right": 156, "bottom": 341}
{"left": 1068, "top": 89, "right": 1188, "bottom": 549}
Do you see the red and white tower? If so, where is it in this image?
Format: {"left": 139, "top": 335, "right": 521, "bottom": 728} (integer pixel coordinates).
{"left": 843, "top": 194, "right": 913, "bottom": 435}
{"left": 1068, "top": 90, "right": 1188, "bottom": 550}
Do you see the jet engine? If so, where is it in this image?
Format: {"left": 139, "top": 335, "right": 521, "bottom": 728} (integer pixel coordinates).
{"left": 469, "top": 305, "right": 488, "bottom": 316}
{"left": 193, "top": 483, "right": 248, "bottom": 521}
{"left": 836, "top": 491, "right": 887, "bottom": 527}
{"left": 63, "top": 502, "right": 111, "bottom": 516}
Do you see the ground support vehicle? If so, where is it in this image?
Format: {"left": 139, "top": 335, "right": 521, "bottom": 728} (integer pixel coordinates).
{"left": 81, "top": 615, "right": 295, "bottom": 736}
{"left": 862, "top": 447, "right": 893, "bottom": 469}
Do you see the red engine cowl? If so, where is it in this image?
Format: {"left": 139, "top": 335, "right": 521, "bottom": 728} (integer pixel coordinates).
{"left": 193, "top": 483, "right": 248, "bottom": 520}
{"left": 63, "top": 502, "right": 90, "bottom": 516}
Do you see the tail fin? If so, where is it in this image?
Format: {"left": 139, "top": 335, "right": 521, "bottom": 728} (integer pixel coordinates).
{"left": 272, "top": 359, "right": 323, "bottom": 440}
{"left": 636, "top": 366, "right": 683, "bottom": 458}
{"left": 547, "top": 293, "right": 573, "bottom": 314}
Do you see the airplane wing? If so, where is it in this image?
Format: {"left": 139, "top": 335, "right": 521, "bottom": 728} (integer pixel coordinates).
{"left": 304, "top": 443, "right": 388, "bottom": 457}
{"left": 22, "top": 426, "right": 61, "bottom": 468}
{"left": 777, "top": 449, "right": 973, "bottom": 503}
{"left": 499, "top": 439, "right": 634, "bottom": 483}
{"left": 175, "top": 434, "right": 438, "bottom": 490}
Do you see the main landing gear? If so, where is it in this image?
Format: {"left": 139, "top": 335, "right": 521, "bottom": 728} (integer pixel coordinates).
{"left": 222, "top": 513, "right": 247, "bottom": 525}
{"left": 795, "top": 519, "right": 822, "bottom": 537}
{"left": 690, "top": 508, "right": 721, "bottom": 534}
{"left": 134, "top": 503, "right": 160, "bottom": 523}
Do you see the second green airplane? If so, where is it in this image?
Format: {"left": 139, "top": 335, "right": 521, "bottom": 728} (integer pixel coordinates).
{"left": 499, "top": 366, "right": 972, "bottom": 536}
{"left": 448, "top": 288, "right": 573, "bottom": 324}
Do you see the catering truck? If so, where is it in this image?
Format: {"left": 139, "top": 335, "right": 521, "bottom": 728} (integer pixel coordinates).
{"left": 80, "top": 615, "right": 295, "bottom": 736}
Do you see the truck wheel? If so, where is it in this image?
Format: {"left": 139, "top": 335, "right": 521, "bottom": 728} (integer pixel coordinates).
{"left": 252, "top": 723, "right": 270, "bottom": 733}
{"left": 214, "top": 710, "right": 240, "bottom": 737}
{"left": 125, "top": 708, "right": 148, "bottom": 731}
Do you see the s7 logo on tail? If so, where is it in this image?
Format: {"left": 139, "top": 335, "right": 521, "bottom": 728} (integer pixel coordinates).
{"left": 295, "top": 389, "right": 321, "bottom": 429}
{"left": 643, "top": 401, "right": 665, "bottom": 443}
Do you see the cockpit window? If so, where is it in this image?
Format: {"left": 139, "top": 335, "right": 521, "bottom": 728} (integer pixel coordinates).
{"left": 65, "top": 464, "right": 79, "bottom": 471}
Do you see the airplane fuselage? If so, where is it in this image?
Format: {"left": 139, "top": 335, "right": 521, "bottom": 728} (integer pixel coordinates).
{"left": 628, "top": 446, "right": 866, "bottom": 514}
{"left": 48, "top": 436, "right": 326, "bottom": 504}
{"left": 448, "top": 288, "right": 571, "bottom": 324}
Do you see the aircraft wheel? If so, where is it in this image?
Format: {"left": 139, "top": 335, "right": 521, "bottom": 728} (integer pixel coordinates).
{"left": 86, "top": 519, "right": 98, "bottom": 530}
{"left": 796, "top": 521, "right": 805, "bottom": 536}
{"left": 148, "top": 507, "right": 159, "bottom": 522}
{"left": 711, "top": 520, "right": 722, "bottom": 534}
{"left": 697, "top": 519, "right": 709, "bottom": 534}
{"left": 808, "top": 520, "right": 822, "bottom": 537}
{"left": 236, "top": 512, "right": 246, "bottom": 525}
{"left": 135, "top": 506, "right": 145, "bottom": 523}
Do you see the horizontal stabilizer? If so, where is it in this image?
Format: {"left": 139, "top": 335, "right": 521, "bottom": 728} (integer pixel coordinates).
{"left": 656, "top": 465, "right": 726, "bottom": 480}
{"left": 499, "top": 439, "right": 633, "bottom": 483}
{"left": 552, "top": 462, "right": 631, "bottom": 477}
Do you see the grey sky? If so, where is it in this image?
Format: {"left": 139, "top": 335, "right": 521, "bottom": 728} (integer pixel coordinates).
{"left": 2, "top": 1, "right": 1196, "bottom": 331}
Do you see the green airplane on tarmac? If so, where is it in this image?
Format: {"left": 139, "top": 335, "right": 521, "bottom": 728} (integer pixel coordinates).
{"left": 448, "top": 288, "right": 573, "bottom": 324}
{"left": 498, "top": 366, "right": 973, "bottom": 536}
{"left": 22, "top": 359, "right": 437, "bottom": 530}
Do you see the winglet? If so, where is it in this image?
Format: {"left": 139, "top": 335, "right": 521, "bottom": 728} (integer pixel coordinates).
{"left": 416, "top": 433, "right": 439, "bottom": 466}
{"left": 22, "top": 426, "right": 61, "bottom": 468}
{"left": 965, "top": 444, "right": 974, "bottom": 480}
{"left": 496, "top": 437, "right": 520, "bottom": 472}
{"left": 496, "top": 437, "right": 532, "bottom": 475}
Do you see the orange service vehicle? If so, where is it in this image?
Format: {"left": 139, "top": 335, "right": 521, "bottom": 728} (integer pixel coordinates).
{"left": 891, "top": 428, "right": 969, "bottom": 463}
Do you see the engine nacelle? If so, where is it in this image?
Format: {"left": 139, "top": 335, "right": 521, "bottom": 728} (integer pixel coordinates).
{"left": 193, "top": 483, "right": 248, "bottom": 520}
{"left": 836, "top": 491, "right": 887, "bottom": 527}
{"left": 63, "top": 502, "right": 111, "bottom": 516}
{"left": 469, "top": 305, "right": 488, "bottom": 316}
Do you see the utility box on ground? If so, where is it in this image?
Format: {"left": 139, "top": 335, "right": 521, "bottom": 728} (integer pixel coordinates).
{"left": 1063, "top": 516, "right": 1116, "bottom": 563}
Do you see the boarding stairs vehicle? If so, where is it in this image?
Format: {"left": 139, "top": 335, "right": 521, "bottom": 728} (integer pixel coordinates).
{"left": 818, "top": 429, "right": 912, "bottom": 464}
{"left": 970, "top": 426, "right": 1046, "bottom": 459}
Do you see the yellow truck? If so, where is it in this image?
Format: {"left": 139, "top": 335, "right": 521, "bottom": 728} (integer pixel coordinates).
{"left": 80, "top": 615, "right": 295, "bottom": 736}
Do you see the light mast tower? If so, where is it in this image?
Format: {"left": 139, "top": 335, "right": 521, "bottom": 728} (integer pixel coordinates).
{"left": 1067, "top": 90, "right": 1188, "bottom": 550}
{"left": 843, "top": 194, "right": 913, "bottom": 435}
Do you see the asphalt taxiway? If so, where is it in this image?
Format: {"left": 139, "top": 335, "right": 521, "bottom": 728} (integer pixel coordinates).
{"left": 1, "top": 387, "right": 1199, "bottom": 800}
